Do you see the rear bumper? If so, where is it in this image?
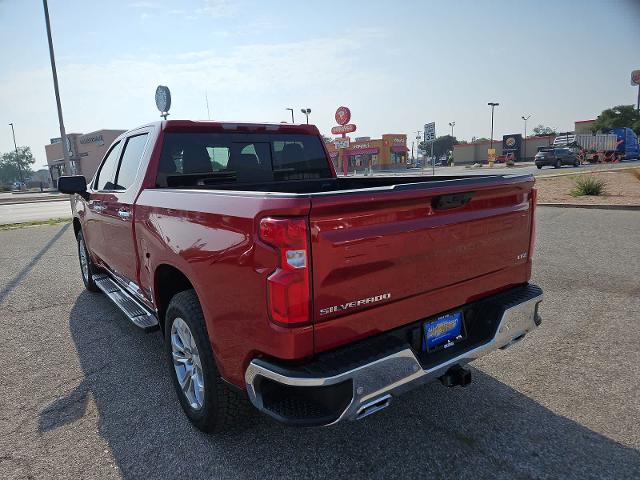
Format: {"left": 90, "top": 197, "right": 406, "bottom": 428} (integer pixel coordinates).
{"left": 245, "top": 283, "right": 543, "bottom": 426}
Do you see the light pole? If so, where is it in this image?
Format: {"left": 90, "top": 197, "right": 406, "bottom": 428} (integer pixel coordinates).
{"left": 487, "top": 103, "right": 499, "bottom": 150}
{"left": 448, "top": 121, "right": 455, "bottom": 138}
{"left": 521, "top": 115, "right": 531, "bottom": 160}
{"left": 286, "top": 108, "right": 294, "bottom": 123}
{"left": 300, "top": 108, "right": 311, "bottom": 124}
{"left": 8, "top": 123, "right": 24, "bottom": 184}
{"left": 43, "top": 0, "right": 72, "bottom": 176}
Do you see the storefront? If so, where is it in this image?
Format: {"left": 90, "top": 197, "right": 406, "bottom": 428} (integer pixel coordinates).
{"left": 326, "top": 134, "right": 408, "bottom": 172}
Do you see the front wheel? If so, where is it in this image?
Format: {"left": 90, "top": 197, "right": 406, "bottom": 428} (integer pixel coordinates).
{"left": 536, "top": 165, "right": 542, "bottom": 169}
{"left": 165, "top": 290, "right": 247, "bottom": 433}
{"left": 77, "top": 230, "right": 99, "bottom": 292}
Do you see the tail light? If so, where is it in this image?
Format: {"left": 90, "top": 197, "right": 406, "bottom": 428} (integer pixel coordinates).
{"left": 259, "top": 217, "right": 310, "bottom": 327}
{"left": 529, "top": 188, "right": 537, "bottom": 256}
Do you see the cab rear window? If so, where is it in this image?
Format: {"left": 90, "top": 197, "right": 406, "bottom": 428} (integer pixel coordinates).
{"left": 156, "top": 133, "right": 332, "bottom": 188}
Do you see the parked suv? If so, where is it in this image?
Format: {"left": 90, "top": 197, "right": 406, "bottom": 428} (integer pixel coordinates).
{"left": 535, "top": 147, "right": 580, "bottom": 169}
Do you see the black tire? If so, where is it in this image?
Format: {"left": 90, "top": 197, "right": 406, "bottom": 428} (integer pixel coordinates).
{"left": 574, "top": 158, "right": 580, "bottom": 167}
{"left": 164, "top": 290, "right": 248, "bottom": 433}
{"left": 554, "top": 159, "right": 561, "bottom": 169}
{"left": 536, "top": 165, "right": 542, "bottom": 169}
{"left": 77, "top": 230, "right": 100, "bottom": 292}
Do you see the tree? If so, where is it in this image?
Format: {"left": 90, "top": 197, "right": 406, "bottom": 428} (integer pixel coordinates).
{"left": 0, "top": 146, "right": 35, "bottom": 184}
{"left": 532, "top": 125, "right": 556, "bottom": 136}
{"left": 419, "top": 135, "right": 458, "bottom": 158}
{"left": 593, "top": 105, "right": 640, "bottom": 135}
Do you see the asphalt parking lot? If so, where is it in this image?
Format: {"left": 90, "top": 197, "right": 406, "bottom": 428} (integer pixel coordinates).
{"left": 1, "top": 208, "right": 639, "bottom": 479}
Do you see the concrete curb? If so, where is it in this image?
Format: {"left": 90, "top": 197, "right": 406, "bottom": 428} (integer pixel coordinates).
{"left": 538, "top": 203, "right": 640, "bottom": 211}
{"left": 0, "top": 197, "right": 69, "bottom": 206}
{"left": 536, "top": 165, "right": 639, "bottom": 179}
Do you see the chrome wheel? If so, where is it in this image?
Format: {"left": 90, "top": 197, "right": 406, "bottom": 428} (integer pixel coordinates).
{"left": 79, "top": 237, "right": 89, "bottom": 282}
{"left": 171, "top": 318, "right": 205, "bottom": 410}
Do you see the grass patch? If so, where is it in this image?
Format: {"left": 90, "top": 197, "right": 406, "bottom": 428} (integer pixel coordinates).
{"left": 0, "top": 217, "right": 71, "bottom": 230}
{"left": 570, "top": 176, "right": 607, "bottom": 197}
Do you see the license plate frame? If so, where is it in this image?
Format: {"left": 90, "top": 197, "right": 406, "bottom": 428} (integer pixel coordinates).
{"left": 422, "top": 311, "right": 465, "bottom": 352}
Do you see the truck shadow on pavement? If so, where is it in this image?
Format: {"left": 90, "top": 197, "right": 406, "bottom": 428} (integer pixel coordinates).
{"left": 42, "top": 291, "right": 640, "bottom": 480}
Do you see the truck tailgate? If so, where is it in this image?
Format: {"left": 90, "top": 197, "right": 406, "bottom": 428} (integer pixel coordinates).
{"left": 309, "top": 175, "right": 535, "bottom": 353}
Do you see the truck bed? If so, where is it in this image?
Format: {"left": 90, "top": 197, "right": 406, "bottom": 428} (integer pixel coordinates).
{"left": 178, "top": 174, "right": 527, "bottom": 195}
{"left": 136, "top": 173, "right": 535, "bottom": 375}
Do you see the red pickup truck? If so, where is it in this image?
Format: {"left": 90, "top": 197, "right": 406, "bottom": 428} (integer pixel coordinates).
{"left": 58, "top": 120, "right": 543, "bottom": 432}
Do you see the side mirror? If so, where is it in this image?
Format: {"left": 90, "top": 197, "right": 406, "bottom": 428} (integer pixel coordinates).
{"left": 58, "top": 175, "right": 88, "bottom": 197}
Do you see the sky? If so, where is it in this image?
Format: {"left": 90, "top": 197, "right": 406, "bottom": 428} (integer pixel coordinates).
{"left": 1, "top": 0, "right": 639, "bottom": 169}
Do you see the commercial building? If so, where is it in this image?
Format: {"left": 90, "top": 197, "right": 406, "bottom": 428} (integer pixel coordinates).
{"left": 453, "top": 135, "right": 556, "bottom": 164}
{"left": 452, "top": 120, "right": 600, "bottom": 164}
{"left": 325, "top": 134, "right": 408, "bottom": 172}
{"left": 45, "top": 129, "right": 125, "bottom": 185}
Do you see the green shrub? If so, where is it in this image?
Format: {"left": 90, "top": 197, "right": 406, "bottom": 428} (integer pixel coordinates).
{"left": 570, "top": 176, "right": 606, "bottom": 197}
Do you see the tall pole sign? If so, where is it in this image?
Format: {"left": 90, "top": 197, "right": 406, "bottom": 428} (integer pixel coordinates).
{"left": 332, "top": 107, "right": 356, "bottom": 176}
{"left": 632, "top": 70, "right": 640, "bottom": 112}
{"left": 43, "top": 0, "right": 72, "bottom": 175}
{"left": 155, "top": 85, "right": 172, "bottom": 120}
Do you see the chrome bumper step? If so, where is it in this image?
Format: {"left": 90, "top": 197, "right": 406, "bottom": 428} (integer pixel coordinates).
{"left": 245, "top": 283, "right": 543, "bottom": 426}
{"left": 94, "top": 274, "right": 159, "bottom": 332}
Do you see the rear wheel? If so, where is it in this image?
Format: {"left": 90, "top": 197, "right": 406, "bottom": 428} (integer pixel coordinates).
{"left": 164, "top": 290, "right": 247, "bottom": 433}
{"left": 77, "top": 230, "right": 99, "bottom": 292}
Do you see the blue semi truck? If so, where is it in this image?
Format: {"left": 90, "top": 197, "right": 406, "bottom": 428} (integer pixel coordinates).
{"left": 603, "top": 127, "right": 639, "bottom": 160}
{"left": 553, "top": 127, "right": 639, "bottom": 162}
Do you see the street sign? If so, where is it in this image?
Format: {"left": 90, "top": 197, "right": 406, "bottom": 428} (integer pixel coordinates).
{"left": 631, "top": 70, "right": 640, "bottom": 86}
{"left": 334, "top": 138, "right": 350, "bottom": 149}
{"left": 331, "top": 124, "right": 356, "bottom": 135}
{"left": 335, "top": 106, "right": 351, "bottom": 125}
{"left": 424, "top": 122, "right": 436, "bottom": 143}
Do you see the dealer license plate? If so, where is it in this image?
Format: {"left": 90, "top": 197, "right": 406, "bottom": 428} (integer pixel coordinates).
{"left": 422, "top": 311, "right": 463, "bottom": 351}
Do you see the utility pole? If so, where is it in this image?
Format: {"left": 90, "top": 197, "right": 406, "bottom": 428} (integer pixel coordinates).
{"left": 8, "top": 123, "right": 24, "bottom": 183}
{"left": 205, "top": 91, "right": 211, "bottom": 120}
{"left": 449, "top": 121, "right": 455, "bottom": 138}
{"left": 487, "top": 102, "right": 499, "bottom": 150}
{"left": 521, "top": 115, "right": 531, "bottom": 160}
{"left": 43, "top": 0, "right": 71, "bottom": 175}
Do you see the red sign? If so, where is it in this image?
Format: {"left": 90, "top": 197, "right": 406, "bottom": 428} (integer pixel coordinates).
{"left": 331, "top": 124, "right": 356, "bottom": 135}
{"left": 335, "top": 106, "right": 351, "bottom": 125}
{"left": 632, "top": 70, "right": 640, "bottom": 86}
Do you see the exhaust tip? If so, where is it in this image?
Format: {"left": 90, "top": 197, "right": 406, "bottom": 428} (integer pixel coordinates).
{"left": 356, "top": 394, "right": 392, "bottom": 420}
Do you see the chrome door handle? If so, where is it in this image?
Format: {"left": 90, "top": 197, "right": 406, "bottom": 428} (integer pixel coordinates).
{"left": 117, "top": 209, "right": 131, "bottom": 219}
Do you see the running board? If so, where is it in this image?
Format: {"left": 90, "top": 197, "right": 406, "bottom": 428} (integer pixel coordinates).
{"left": 93, "top": 274, "right": 159, "bottom": 332}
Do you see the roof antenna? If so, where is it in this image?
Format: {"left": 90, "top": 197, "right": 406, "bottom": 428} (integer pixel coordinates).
{"left": 205, "top": 90, "right": 211, "bottom": 120}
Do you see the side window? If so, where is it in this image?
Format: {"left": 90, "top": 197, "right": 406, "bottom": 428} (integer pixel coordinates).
{"left": 206, "top": 147, "right": 230, "bottom": 170}
{"left": 114, "top": 134, "right": 149, "bottom": 190}
{"left": 94, "top": 141, "right": 122, "bottom": 191}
